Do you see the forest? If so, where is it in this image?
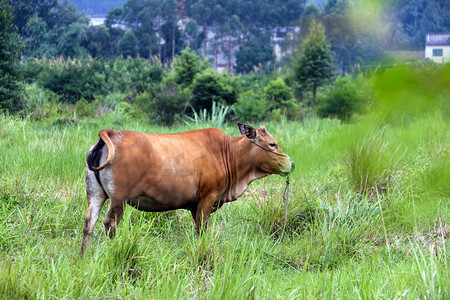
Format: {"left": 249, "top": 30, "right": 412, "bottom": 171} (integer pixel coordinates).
{"left": 0, "top": 0, "right": 449, "bottom": 298}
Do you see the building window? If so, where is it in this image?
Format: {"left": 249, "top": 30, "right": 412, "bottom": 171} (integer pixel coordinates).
{"left": 433, "top": 49, "right": 443, "bottom": 57}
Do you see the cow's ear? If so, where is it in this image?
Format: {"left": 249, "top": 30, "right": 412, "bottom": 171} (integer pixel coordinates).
{"left": 238, "top": 123, "right": 257, "bottom": 140}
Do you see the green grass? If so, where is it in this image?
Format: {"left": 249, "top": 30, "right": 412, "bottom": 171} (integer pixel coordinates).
{"left": 0, "top": 113, "right": 448, "bottom": 299}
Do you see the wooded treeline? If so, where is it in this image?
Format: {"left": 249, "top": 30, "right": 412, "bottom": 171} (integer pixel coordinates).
{"left": 1, "top": 0, "right": 449, "bottom": 125}
{"left": 9, "top": 0, "right": 450, "bottom": 72}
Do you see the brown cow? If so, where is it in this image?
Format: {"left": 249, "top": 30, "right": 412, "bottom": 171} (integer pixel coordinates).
{"left": 81, "top": 123, "right": 294, "bottom": 255}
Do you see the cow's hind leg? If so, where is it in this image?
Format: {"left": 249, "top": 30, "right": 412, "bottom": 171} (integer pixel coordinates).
{"left": 103, "top": 199, "right": 125, "bottom": 239}
{"left": 81, "top": 171, "right": 107, "bottom": 256}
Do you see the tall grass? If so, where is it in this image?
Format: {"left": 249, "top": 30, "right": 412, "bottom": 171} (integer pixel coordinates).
{"left": 182, "top": 101, "right": 232, "bottom": 128}
{"left": 0, "top": 113, "right": 448, "bottom": 298}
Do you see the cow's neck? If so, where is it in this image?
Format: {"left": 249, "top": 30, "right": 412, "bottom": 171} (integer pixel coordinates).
{"left": 222, "top": 135, "right": 269, "bottom": 202}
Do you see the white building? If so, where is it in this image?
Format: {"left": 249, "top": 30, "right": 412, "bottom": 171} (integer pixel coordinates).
{"left": 425, "top": 33, "right": 450, "bottom": 63}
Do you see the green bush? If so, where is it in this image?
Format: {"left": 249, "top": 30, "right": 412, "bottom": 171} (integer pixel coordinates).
{"left": 26, "top": 57, "right": 103, "bottom": 103}
{"left": 22, "top": 83, "right": 60, "bottom": 120}
{"left": 136, "top": 79, "right": 191, "bottom": 125}
{"left": 234, "top": 90, "right": 269, "bottom": 122}
{"left": 20, "top": 57, "right": 163, "bottom": 104}
{"left": 93, "top": 57, "right": 163, "bottom": 99}
{"left": 75, "top": 98, "right": 96, "bottom": 118}
{"left": 94, "top": 92, "right": 127, "bottom": 113}
{"left": 112, "top": 101, "right": 145, "bottom": 120}
{"left": 264, "top": 77, "right": 299, "bottom": 120}
{"left": 190, "top": 69, "right": 240, "bottom": 111}
{"left": 317, "top": 76, "right": 364, "bottom": 121}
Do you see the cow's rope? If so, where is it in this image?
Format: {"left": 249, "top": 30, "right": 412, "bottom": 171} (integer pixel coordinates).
{"left": 251, "top": 141, "right": 290, "bottom": 157}
{"left": 280, "top": 175, "right": 290, "bottom": 240}
{"left": 250, "top": 140, "right": 291, "bottom": 239}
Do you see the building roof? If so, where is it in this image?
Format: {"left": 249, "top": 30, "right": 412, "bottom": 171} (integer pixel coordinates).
{"left": 426, "top": 33, "right": 450, "bottom": 46}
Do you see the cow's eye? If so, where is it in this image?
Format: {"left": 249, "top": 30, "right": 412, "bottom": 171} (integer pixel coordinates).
{"left": 269, "top": 143, "right": 276, "bottom": 148}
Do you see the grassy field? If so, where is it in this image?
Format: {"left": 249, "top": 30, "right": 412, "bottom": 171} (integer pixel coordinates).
{"left": 0, "top": 110, "right": 448, "bottom": 299}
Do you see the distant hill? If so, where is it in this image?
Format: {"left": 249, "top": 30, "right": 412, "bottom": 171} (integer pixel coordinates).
{"left": 70, "top": 0, "right": 126, "bottom": 15}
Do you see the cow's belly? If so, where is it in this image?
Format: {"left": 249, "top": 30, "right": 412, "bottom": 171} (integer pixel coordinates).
{"left": 126, "top": 185, "right": 198, "bottom": 212}
{"left": 120, "top": 172, "right": 199, "bottom": 212}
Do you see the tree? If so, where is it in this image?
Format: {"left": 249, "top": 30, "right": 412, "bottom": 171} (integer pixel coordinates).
{"left": 161, "top": 0, "right": 179, "bottom": 62}
{"left": 394, "top": 0, "right": 450, "bottom": 49}
{"left": 139, "top": 0, "right": 162, "bottom": 59}
{"left": 217, "top": 14, "right": 243, "bottom": 73}
{"left": 234, "top": 90, "right": 269, "bottom": 122}
{"left": 120, "top": 0, "right": 162, "bottom": 59}
{"left": 321, "top": 0, "right": 356, "bottom": 75}
{"left": 188, "top": 0, "right": 218, "bottom": 57}
{"left": 57, "top": 22, "right": 88, "bottom": 57}
{"left": 136, "top": 79, "right": 191, "bottom": 125}
{"left": 16, "top": 0, "right": 89, "bottom": 58}
{"left": 160, "top": 20, "right": 183, "bottom": 63}
{"left": 172, "top": 47, "right": 209, "bottom": 88}
{"left": 10, "top": 0, "right": 57, "bottom": 35}
{"left": 235, "top": 34, "right": 274, "bottom": 74}
{"left": 119, "top": 31, "right": 138, "bottom": 58}
{"left": 280, "top": 2, "right": 319, "bottom": 60}
{"left": 293, "top": 19, "right": 334, "bottom": 108}
{"left": 0, "top": 0, "right": 23, "bottom": 113}
{"left": 184, "top": 19, "right": 201, "bottom": 50}
{"left": 82, "top": 25, "right": 112, "bottom": 58}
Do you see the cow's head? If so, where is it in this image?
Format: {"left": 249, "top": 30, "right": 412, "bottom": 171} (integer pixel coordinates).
{"left": 238, "top": 123, "right": 295, "bottom": 176}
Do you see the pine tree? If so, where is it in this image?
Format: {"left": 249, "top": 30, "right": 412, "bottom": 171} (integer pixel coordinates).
{"left": 0, "top": 0, "right": 23, "bottom": 113}
{"left": 293, "top": 19, "right": 334, "bottom": 108}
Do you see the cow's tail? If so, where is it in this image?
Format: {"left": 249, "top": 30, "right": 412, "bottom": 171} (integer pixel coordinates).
{"left": 87, "top": 129, "right": 115, "bottom": 172}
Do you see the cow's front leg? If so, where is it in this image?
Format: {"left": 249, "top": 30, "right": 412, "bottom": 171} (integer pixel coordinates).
{"left": 194, "top": 195, "right": 218, "bottom": 233}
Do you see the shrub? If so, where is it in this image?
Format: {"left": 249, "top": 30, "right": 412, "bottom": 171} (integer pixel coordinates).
{"left": 317, "top": 76, "right": 364, "bottom": 121}
{"left": 20, "top": 57, "right": 163, "bottom": 105}
{"left": 112, "top": 101, "right": 145, "bottom": 119}
{"left": 22, "top": 83, "right": 60, "bottom": 120}
{"left": 30, "top": 57, "right": 103, "bottom": 103}
{"left": 136, "top": 79, "right": 191, "bottom": 125}
{"left": 264, "top": 77, "right": 298, "bottom": 120}
{"left": 75, "top": 98, "right": 96, "bottom": 118}
{"left": 190, "top": 69, "right": 240, "bottom": 111}
{"left": 234, "top": 90, "right": 269, "bottom": 122}
{"left": 94, "top": 92, "right": 127, "bottom": 114}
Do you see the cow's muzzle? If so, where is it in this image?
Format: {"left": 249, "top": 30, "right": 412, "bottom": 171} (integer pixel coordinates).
{"left": 280, "top": 157, "right": 295, "bottom": 177}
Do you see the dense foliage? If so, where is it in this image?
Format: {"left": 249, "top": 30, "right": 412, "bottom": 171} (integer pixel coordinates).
{"left": 317, "top": 75, "right": 364, "bottom": 120}
{"left": 0, "top": 0, "right": 23, "bottom": 113}
{"left": 8, "top": 0, "right": 450, "bottom": 74}
{"left": 293, "top": 19, "right": 334, "bottom": 107}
